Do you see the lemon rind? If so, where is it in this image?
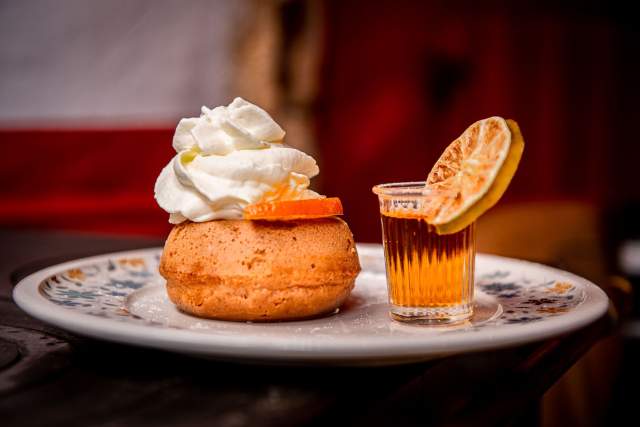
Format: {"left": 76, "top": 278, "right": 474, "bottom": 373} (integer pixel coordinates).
{"left": 433, "top": 119, "right": 524, "bottom": 235}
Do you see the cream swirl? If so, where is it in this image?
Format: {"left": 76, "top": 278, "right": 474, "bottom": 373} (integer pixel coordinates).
{"left": 154, "top": 97, "right": 320, "bottom": 224}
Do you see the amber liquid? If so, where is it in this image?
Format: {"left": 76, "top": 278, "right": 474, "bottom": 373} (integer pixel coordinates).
{"left": 380, "top": 213, "right": 475, "bottom": 313}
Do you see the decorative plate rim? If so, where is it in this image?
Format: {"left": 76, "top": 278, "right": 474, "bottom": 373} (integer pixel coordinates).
{"left": 12, "top": 245, "right": 610, "bottom": 363}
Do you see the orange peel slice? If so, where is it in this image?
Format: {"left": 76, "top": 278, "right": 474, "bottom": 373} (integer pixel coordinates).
{"left": 244, "top": 197, "right": 343, "bottom": 220}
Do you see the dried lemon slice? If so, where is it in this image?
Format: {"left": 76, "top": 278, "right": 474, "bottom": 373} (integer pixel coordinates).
{"left": 423, "top": 117, "right": 524, "bottom": 234}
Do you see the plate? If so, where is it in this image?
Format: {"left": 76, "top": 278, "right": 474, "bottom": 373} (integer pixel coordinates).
{"left": 13, "top": 244, "right": 609, "bottom": 365}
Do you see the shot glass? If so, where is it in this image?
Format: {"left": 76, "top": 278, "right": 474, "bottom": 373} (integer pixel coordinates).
{"left": 372, "top": 182, "right": 476, "bottom": 324}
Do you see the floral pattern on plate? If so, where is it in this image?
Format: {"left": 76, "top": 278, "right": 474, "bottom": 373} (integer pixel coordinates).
{"left": 40, "top": 253, "right": 162, "bottom": 323}
{"left": 39, "top": 248, "right": 585, "bottom": 329}
{"left": 13, "top": 244, "right": 608, "bottom": 365}
{"left": 477, "top": 271, "right": 583, "bottom": 325}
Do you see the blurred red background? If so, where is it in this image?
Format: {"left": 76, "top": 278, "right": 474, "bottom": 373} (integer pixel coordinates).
{"left": 0, "top": 1, "right": 637, "bottom": 243}
{"left": 318, "top": 1, "right": 638, "bottom": 242}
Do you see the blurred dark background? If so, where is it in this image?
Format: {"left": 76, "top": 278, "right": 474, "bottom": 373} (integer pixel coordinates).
{"left": 1, "top": 0, "right": 637, "bottom": 240}
{"left": 319, "top": 1, "right": 638, "bottom": 242}
{"left": 1, "top": 1, "right": 639, "bottom": 426}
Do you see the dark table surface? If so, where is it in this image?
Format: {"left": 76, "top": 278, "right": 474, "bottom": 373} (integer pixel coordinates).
{"left": 0, "top": 229, "right": 613, "bottom": 427}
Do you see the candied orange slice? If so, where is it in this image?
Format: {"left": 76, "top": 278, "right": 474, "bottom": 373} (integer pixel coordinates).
{"left": 244, "top": 197, "right": 343, "bottom": 220}
{"left": 423, "top": 117, "right": 524, "bottom": 234}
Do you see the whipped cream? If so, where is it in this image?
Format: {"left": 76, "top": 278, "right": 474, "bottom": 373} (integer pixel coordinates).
{"left": 154, "top": 97, "right": 320, "bottom": 223}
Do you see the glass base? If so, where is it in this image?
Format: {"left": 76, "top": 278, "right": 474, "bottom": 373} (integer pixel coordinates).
{"left": 389, "top": 303, "right": 473, "bottom": 325}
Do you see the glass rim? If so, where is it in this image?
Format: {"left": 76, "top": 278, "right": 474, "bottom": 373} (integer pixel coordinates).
{"left": 372, "top": 181, "right": 454, "bottom": 198}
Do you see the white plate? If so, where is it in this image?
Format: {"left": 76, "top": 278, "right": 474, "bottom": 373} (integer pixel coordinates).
{"left": 13, "top": 244, "right": 609, "bottom": 365}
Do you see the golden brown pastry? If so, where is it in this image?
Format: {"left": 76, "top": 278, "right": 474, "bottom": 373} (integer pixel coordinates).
{"left": 159, "top": 217, "right": 360, "bottom": 321}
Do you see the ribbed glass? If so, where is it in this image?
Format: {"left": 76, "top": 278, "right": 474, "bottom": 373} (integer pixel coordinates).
{"left": 373, "top": 182, "right": 476, "bottom": 324}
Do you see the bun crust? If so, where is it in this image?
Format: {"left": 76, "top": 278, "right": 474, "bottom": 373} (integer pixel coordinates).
{"left": 159, "top": 218, "right": 360, "bottom": 321}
